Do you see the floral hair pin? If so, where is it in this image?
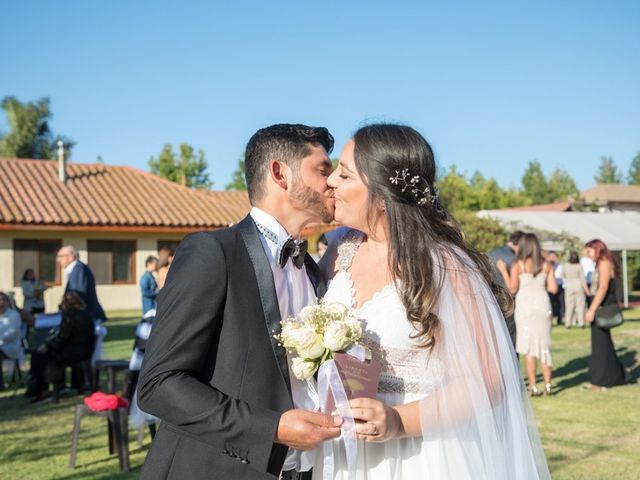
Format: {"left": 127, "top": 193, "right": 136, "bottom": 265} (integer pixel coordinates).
{"left": 389, "top": 168, "right": 437, "bottom": 207}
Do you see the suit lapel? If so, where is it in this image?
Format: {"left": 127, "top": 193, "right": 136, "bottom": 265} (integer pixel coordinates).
{"left": 237, "top": 215, "right": 292, "bottom": 396}
{"left": 304, "top": 254, "right": 326, "bottom": 299}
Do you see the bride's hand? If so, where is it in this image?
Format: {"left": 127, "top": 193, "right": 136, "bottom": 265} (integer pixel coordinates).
{"left": 348, "top": 397, "right": 402, "bottom": 442}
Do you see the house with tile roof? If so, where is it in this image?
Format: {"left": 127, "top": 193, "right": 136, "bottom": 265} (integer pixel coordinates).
{"left": 581, "top": 184, "right": 640, "bottom": 212}
{"left": 0, "top": 156, "right": 250, "bottom": 312}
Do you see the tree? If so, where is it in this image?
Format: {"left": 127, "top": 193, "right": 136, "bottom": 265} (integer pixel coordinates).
{"left": 0, "top": 96, "right": 74, "bottom": 159}
{"left": 521, "top": 160, "right": 549, "bottom": 203}
{"left": 455, "top": 211, "right": 507, "bottom": 253}
{"left": 627, "top": 152, "right": 640, "bottom": 185}
{"left": 594, "top": 155, "right": 623, "bottom": 184}
{"left": 547, "top": 168, "right": 580, "bottom": 201}
{"left": 149, "top": 143, "right": 212, "bottom": 189}
{"left": 225, "top": 156, "right": 247, "bottom": 190}
{"left": 436, "top": 166, "right": 528, "bottom": 213}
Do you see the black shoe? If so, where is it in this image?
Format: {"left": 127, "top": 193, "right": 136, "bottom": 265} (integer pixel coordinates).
{"left": 31, "top": 391, "right": 53, "bottom": 404}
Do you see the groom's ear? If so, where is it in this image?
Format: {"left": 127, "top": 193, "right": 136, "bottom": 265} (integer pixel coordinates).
{"left": 268, "top": 160, "right": 290, "bottom": 191}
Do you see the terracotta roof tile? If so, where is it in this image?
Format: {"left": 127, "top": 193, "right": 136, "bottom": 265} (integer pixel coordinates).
{"left": 0, "top": 157, "right": 251, "bottom": 229}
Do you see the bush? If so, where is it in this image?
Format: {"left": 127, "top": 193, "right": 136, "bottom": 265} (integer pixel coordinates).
{"left": 454, "top": 211, "right": 507, "bottom": 253}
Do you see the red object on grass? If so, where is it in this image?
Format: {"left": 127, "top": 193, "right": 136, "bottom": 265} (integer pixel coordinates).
{"left": 84, "top": 391, "right": 129, "bottom": 411}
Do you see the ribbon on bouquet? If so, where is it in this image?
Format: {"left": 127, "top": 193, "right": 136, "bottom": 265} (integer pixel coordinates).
{"left": 315, "top": 359, "right": 357, "bottom": 480}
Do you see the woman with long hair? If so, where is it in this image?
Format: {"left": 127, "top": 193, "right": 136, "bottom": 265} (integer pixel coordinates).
{"left": 584, "top": 239, "right": 626, "bottom": 389}
{"left": 497, "top": 233, "right": 558, "bottom": 396}
{"left": 316, "top": 124, "right": 550, "bottom": 479}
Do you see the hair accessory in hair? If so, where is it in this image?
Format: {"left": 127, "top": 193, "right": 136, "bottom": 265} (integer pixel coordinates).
{"left": 389, "top": 168, "right": 442, "bottom": 211}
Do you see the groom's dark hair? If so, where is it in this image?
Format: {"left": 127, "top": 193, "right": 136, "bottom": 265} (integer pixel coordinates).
{"left": 244, "top": 123, "right": 334, "bottom": 203}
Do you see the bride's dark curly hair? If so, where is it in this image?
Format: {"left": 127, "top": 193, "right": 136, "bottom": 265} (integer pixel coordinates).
{"left": 352, "top": 124, "right": 513, "bottom": 348}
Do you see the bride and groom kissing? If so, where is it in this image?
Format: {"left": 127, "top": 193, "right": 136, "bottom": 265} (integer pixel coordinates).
{"left": 137, "top": 123, "right": 551, "bottom": 479}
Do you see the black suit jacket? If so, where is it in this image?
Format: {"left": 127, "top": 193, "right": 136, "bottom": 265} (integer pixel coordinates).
{"left": 65, "top": 261, "right": 107, "bottom": 322}
{"left": 137, "top": 215, "right": 325, "bottom": 479}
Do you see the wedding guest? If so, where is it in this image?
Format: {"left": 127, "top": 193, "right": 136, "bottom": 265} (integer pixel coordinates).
{"left": 140, "top": 256, "right": 159, "bottom": 314}
{"left": 584, "top": 239, "right": 626, "bottom": 390}
{"left": 488, "top": 230, "right": 524, "bottom": 347}
{"left": 21, "top": 268, "right": 48, "bottom": 315}
{"left": 316, "top": 234, "right": 329, "bottom": 259}
{"left": 57, "top": 246, "right": 107, "bottom": 323}
{"left": 580, "top": 249, "right": 596, "bottom": 306}
{"left": 498, "top": 233, "right": 558, "bottom": 396}
{"left": 25, "top": 291, "right": 96, "bottom": 401}
{"left": 57, "top": 245, "right": 106, "bottom": 388}
{"left": 562, "top": 251, "right": 590, "bottom": 328}
{"left": 156, "top": 246, "right": 175, "bottom": 290}
{"left": 547, "top": 252, "right": 565, "bottom": 325}
{"left": 0, "top": 292, "right": 22, "bottom": 391}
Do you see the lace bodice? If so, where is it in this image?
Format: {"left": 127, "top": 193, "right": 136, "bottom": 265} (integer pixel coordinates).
{"left": 324, "top": 229, "right": 443, "bottom": 394}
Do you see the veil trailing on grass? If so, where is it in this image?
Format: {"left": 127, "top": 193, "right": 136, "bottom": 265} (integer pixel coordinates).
{"left": 416, "top": 246, "right": 551, "bottom": 479}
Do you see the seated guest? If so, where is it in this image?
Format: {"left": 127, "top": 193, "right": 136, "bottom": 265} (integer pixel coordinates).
{"left": 26, "top": 291, "right": 96, "bottom": 401}
{"left": 0, "top": 292, "right": 22, "bottom": 390}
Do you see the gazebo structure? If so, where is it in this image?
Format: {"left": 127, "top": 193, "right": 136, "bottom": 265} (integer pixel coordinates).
{"left": 478, "top": 209, "right": 640, "bottom": 307}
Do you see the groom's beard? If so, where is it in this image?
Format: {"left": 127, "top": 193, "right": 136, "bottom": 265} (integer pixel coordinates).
{"left": 290, "top": 178, "right": 334, "bottom": 224}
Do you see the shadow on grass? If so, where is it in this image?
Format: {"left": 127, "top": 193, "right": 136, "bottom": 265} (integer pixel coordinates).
{"left": 540, "top": 345, "right": 638, "bottom": 393}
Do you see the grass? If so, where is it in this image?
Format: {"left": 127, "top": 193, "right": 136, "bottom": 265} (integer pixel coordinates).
{"left": 1, "top": 310, "right": 639, "bottom": 479}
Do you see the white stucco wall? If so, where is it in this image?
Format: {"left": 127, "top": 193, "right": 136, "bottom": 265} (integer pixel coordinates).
{"left": 0, "top": 230, "right": 186, "bottom": 313}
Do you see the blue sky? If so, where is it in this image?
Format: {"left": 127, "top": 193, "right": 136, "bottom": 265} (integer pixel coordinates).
{"left": 1, "top": 1, "right": 638, "bottom": 190}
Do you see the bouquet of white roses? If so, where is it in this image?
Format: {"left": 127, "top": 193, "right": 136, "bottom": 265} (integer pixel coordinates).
{"left": 275, "top": 300, "right": 363, "bottom": 380}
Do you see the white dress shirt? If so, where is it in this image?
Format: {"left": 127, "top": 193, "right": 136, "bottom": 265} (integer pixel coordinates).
{"left": 65, "top": 260, "right": 78, "bottom": 278}
{"left": 249, "top": 207, "right": 318, "bottom": 473}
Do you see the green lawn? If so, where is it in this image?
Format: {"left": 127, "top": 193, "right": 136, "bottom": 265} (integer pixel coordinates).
{"left": 1, "top": 310, "right": 638, "bottom": 479}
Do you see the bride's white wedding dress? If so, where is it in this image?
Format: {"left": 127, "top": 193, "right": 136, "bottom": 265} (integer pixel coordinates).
{"left": 313, "top": 229, "right": 550, "bottom": 480}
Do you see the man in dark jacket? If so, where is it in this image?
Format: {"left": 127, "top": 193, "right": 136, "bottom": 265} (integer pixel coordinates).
{"left": 138, "top": 124, "right": 342, "bottom": 479}
{"left": 57, "top": 246, "right": 107, "bottom": 323}
{"left": 488, "top": 230, "right": 524, "bottom": 348}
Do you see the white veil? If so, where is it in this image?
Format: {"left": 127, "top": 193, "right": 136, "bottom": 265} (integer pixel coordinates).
{"left": 417, "top": 246, "right": 550, "bottom": 479}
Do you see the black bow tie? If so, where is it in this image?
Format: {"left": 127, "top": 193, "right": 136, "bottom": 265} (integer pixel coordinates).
{"left": 278, "top": 238, "right": 308, "bottom": 269}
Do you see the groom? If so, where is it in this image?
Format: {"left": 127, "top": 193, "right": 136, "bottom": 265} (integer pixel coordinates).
{"left": 137, "top": 124, "right": 341, "bottom": 479}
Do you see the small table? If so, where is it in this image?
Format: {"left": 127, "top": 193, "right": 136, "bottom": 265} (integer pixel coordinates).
{"left": 94, "top": 360, "right": 129, "bottom": 393}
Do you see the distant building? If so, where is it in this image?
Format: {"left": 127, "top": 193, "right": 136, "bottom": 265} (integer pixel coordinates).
{"left": 0, "top": 156, "right": 250, "bottom": 311}
{"left": 581, "top": 184, "right": 640, "bottom": 212}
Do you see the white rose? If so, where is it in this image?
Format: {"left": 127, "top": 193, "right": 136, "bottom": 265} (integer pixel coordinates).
{"left": 291, "top": 357, "right": 318, "bottom": 380}
{"left": 298, "top": 305, "right": 317, "bottom": 323}
{"left": 323, "top": 302, "right": 348, "bottom": 319}
{"left": 323, "top": 321, "right": 351, "bottom": 352}
{"left": 289, "top": 327, "right": 325, "bottom": 360}
{"left": 279, "top": 320, "right": 303, "bottom": 348}
{"left": 346, "top": 317, "right": 363, "bottom": 340}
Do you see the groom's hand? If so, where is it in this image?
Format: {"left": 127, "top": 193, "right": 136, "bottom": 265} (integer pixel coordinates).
{"left": 275, "top": 409, "right": 342, "bottom": 450}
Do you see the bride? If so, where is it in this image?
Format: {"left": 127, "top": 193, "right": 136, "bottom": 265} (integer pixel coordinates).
{"left": 314, "top": 124, "right": 550, "bottom": 479}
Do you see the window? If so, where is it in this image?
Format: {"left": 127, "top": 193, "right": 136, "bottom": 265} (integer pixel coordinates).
{"left": 87, "top": 240, "right": 136, "bottom": 284}
{"left": 14, "top": 239, "right": 62, "bottom": 286}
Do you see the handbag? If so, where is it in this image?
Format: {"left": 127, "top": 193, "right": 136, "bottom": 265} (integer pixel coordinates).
{"left": 595, "top": 303, "right": 624, "bottom": 329}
